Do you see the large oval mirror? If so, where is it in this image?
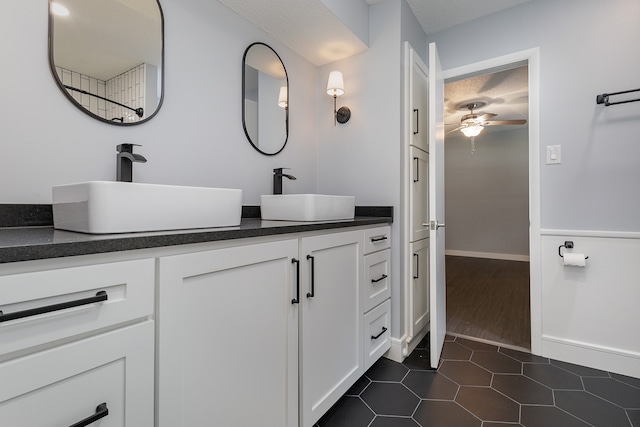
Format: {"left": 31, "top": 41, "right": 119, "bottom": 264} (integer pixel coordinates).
{"left": 242, "top": 43, "right": 289, "bottom": 155}
{"left": 48, "top": 0, "right": 164, "bottom": 125}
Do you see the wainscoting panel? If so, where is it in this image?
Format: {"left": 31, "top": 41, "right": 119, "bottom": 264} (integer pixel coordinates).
{"left": 540, "top": 232, "right": 640, "bottom": 378}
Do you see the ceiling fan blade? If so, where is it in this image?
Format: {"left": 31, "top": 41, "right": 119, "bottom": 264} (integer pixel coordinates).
{"left": 483, "top": 119, "right": 527, "bottom": 126}
{"left": 446, "top": 126, "right": 464, "bottom": 135}
{"left": 475, "top": 113, "right": 497, "bottom": 121}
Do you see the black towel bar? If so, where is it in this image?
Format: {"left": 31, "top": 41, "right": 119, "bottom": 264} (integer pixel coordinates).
{"left": 596, "top": 88, "right": 640, "bottom": 106}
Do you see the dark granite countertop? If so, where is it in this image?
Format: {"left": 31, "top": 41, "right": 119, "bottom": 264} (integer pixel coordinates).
{"left": 0, "top": 206, "right": 392, "bottom": 264}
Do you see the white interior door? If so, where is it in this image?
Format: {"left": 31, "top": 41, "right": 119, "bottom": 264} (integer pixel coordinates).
{"left": 428, "top": 42, "right": 446, "bottom": 369}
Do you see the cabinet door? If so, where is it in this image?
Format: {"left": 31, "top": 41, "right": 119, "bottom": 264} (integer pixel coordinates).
{"left": 410, "top": 49, "right": 429, "bottom": 152}
{"left": 410, "top": 146, "right": 430, "bottom": 242}
{"left": 158, "top": 239, "right": 299, "bottom": 427}
{"left": 0, "top": 321, "right": 154, "bottom": 427}
{"left": 300, "top": 230, "right": 363, "bottom": 427}
{"left": 410, "top": 238, "right": 430, "bottom": 338}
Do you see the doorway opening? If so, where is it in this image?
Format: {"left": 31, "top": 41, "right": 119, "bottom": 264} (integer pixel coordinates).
{"left": 443, "top": 62, "right": 531, "bottom": 351}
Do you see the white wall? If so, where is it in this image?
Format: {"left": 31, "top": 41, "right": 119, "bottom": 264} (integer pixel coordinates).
{"left": 445, "top": 128, "right": 529, "bottom": 257}
{"left": 540, "top": 232, "right": 640, "bottom": 378}
{"left": 0, "top": 0, "right": 318, "bottom": 204}
{"left": 428, "top": 0, "right": 640, "bottom": 376}
{"left": 427, "top": 0, "right": 640, "bottom": 232}
{"left": 317, "top": 0, "right": 403, "bottom": 336}
{"left": 316, "top": 0, "right": 428, "bottom": 340}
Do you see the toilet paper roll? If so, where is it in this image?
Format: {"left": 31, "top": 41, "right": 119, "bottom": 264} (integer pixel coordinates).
{"left": 563, "top": 253, "right": 586, "bottom": 267}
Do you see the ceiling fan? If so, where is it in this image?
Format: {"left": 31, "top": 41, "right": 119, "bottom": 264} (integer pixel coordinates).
{"left": 445, "top": 101, "right": 527, "bottom": 153}
{"left": 446, "top": 101, "right": 527, "bottom": 136}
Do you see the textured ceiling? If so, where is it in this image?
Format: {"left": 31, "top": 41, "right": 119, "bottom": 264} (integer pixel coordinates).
{"left": 221, "top": 0, "right": 533, "bottom": 65}
{"left": 218, "top": 0, "right": 368, "bottom": 66}
{"left": 445, "top": 65, "right": 529, "bottom": 135}
{"left": 402, "top": 0, "right": 532, "bottom": 35}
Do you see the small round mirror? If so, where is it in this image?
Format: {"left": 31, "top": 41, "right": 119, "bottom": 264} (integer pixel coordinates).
{"left": 48, "top": 0, "right": 164, "bottom": 125}
{"left": 242, "top": 43, "right": 289, "bottom": 155}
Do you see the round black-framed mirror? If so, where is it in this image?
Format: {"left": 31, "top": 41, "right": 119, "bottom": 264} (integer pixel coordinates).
{"left": 242, "top": 42, "right": 289, "bottom": 156}
{"left": 48, "top": 0, "right": 164, "bottom": 125}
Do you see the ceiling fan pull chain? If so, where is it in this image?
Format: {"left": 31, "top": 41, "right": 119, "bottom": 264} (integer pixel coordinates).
{"left": 471, "top": 136, "right": 476, "bottom": 154}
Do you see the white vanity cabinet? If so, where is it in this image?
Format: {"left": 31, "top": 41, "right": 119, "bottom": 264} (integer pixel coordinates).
{"left": 0, "top": 259, "right": 155, "bottom": 427}
{"left": 299, "top": 230, "right": 364, "bottom": 427}
{"left": 157, "top": 228, "right": 378, "bottom": 427}
{"left": 157, "top": 239, "right": 300, "bottom": 427}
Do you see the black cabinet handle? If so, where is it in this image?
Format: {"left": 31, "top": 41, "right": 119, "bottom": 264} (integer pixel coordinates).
{"left": 0, "top": 291, "right": 108, "bottom": 323}
{"left": 413, "top": 109, "right": 419, "bottom": 135}
{"left": 69, "top": 402, "right": 109, "bottom": 427}
{"left": 370, "top": 235, "right": 388, "bottom": 242}
{"left": 291, "top": 258, "right": 300, "bottom": 304}
{"left": 413, "top": 157, "right": 419, "bottom": 183}
{"left": 413, "top": 253, "right": 419, "bottom": 279}
{"left": 371, "top": 274, "right": 388, "bottom": 283}
{"left": 371, "top": 327, "right": 388, "bottom": 340}
{"left": 306, "top": 255, "right": 315, "bottom": 298}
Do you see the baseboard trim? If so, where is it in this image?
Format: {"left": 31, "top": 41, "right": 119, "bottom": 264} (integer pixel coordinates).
{"left": 386, "top": 326, "right": 430, "bottom": 363}
{"left": 386, "top": 337, "right": 406, "bottom": 363}
{"left": 542, "top": 334, "right": 640, "bottom": 379}
{"left": 445, "top": 250, "right": 530, "bottom": 262}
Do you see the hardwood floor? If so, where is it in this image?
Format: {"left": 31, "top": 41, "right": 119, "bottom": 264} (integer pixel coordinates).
{"left": 446, "top": 255, "right": 531, "bottom": 350}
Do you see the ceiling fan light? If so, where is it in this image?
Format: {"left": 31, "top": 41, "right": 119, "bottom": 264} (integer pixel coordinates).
{"left": 461, "top": 125, "right": 484, "bottom": 137}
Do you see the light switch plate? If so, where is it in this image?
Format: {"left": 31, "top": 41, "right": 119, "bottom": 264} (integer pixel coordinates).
{"left": 546, "top": 145, "right": 561, "bottom": 164}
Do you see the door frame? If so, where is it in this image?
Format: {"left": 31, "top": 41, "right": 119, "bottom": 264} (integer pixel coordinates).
{"left": 443, "top": 47, "right": 542, "bottom": 354}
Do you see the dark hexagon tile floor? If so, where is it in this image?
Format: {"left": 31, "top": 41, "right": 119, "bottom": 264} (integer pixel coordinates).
{"left": 315, "top": 335, "right": 640, "bottom": 427}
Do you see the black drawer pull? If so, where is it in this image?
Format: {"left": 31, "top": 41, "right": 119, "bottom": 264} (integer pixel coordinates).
{"left": 371, "top": 274, "right": 388, "bottom": 283}
{"left": 413, "top": 157, "right": 419, "bottom": 183}
{"left": 69, "top": 402, "right": 109, "bottom": 427}
{"left": 413, "top": 253, "right": 419, "bottom": 279}
{"left": 291, "top": 258, "right": 300, "bottom": 304}
{"left": 413, "top": 109, "right": 419, "bottom": 135}
{"left": 306, "top": 255, "right": 315, "bottom": 298}
{"left": 0, "top": 291, "right": 108, "bottom": 323}
{"left": 370, "top": 235, "right": 388, "bottom": 242}
{"left": 371, "top": 327, "right": 388, "bottom": 340}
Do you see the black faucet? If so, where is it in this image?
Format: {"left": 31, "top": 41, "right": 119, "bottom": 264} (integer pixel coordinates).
{"left": 273, "top": 168, "right": 297, "bottom": 194}
{"left": 116, "top": 144, "right": 147, "bottom": 182}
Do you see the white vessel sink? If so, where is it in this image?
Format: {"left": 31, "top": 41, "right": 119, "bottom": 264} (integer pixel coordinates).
{"left": 261, "top": 194, "right": 355, "bottom": 222}
{"left": 53, "top": 181, "right": 242, "bottom": 234}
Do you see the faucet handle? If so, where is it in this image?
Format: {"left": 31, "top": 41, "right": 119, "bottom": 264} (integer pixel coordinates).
{"left": 117, "top": 143, "right": 142, "bottom": 153}
{"left": 274, "top": 167, "right": 292, "bottom": 174}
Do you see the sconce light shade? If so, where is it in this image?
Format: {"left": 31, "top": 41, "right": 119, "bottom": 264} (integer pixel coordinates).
{"left": 326, "top": 71, "right": 350, "bottom": 125}
{"left": 461, "top": 125, "right": 484, "bottom": 137}
{"left": 326, "top": 71, "right": 345, "bottom": 97}
{"left": 278, "top": 86, "right": 288, "bottom": 108}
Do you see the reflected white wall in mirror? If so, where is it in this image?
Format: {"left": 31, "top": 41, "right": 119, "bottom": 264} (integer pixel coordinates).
{"left": 49, "top": 0, "right": 164, "bottom": 125}
{"left": 242, "top": 43, "right": 289, "bottom": 156}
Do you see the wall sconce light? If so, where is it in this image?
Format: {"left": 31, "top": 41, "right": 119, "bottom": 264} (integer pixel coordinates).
{"left": 278, "top": 86, "right": 288, "bottom": 109}
{"left": 326, "top": 71, "right": 351, "bottom": 126}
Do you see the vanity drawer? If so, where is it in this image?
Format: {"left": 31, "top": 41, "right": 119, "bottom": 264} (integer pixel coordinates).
{"left": 0, "top": 259, "right": 154, "bottom": 358}
{"left": 363, "top": 226, "right": 391, "bottom": 255}
{"left": 363, "top": 299, "right": 391, "bottom": 370}
{"left": 363, "top": 249, "right": 391, "bottom": 313}
{"left": 0, "top": 321, "right": 154, "bottom": 427}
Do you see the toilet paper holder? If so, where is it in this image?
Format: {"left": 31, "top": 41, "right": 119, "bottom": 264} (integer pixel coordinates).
{"left": 558, "top": 241, "right": 589, "bottom": 259}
